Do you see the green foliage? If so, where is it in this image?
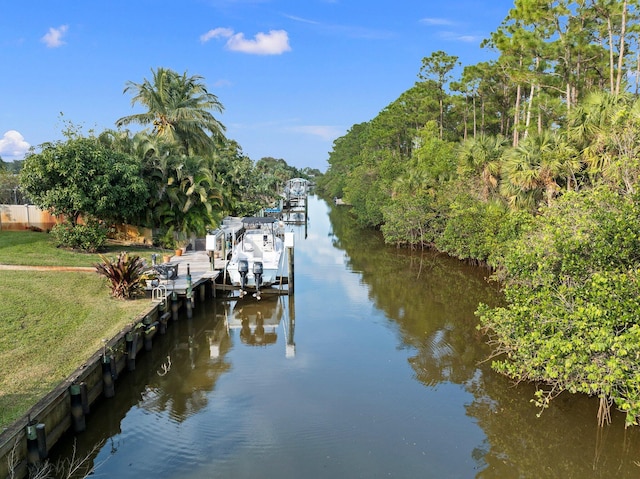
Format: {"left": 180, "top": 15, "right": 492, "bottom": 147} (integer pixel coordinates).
{"left": 95, "top": 252, "right": 146, "bottom": 299}
{"left": 381, "top": 191, "right": 439, "bottom": 246}
{"left": 478, "top": 186, "right": 640, "bottom": 425}
{"left": 153, "top": 229, "right": 176, "bottom": 250}
{"left": 6, "top": 159, "right": 24, "bottom": 174}
{"left": 20, "top": 135, "right": 148, "bottom": 225}
{"left": 343, "top": 150, "right": 403, "bottom": 228}
{"left": 435, "top": 193, "right": 508, "bottom": 263}
{"left": 317, "top": 122, "right": 370, "bottom": 199}
{"left": 0, "top": 171, "right": 21, "bottom": 204}
{"left": 50, "top": 221, "right": 110, "bottom": 253}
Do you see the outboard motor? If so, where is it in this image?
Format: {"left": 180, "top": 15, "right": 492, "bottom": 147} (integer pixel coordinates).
{"left": 253, "top": 261, "right": 263, "bottom": 300}
{"left": 238, "top": 259, "right": 249, "bottom": 297}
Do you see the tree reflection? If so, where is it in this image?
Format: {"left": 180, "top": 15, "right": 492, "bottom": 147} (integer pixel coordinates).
{"left": 327, "top": 200, "right": 640, "bottom": 478}
{"left": 138, "top": 304, "right": 233, "bottom": 421}
{"left": 328, "top": 202, "right": 501, "bottom": 388}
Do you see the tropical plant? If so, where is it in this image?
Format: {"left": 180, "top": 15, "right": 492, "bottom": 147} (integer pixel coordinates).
{"left": 456, "top": 134, "right": 507, "bottom": 200}
{"left": 116, "top": 67, "right": 226, "bottom": 156}
{"left": 95, "top": 252, "right": 146, "bottom": 299}
{"left": 499, "top": 131, "right": 564, "bottom": 211}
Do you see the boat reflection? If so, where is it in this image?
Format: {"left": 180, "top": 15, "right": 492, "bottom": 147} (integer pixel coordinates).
{"left": 215, "top": 295, "right": 296, "bottom": 358}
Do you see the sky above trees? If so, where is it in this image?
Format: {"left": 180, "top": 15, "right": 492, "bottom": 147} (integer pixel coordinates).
{"left": 0, "top": 0, "right": 513, "bottom": 170}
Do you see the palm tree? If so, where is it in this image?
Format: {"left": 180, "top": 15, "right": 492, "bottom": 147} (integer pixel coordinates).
{"left": 159, "top": 155, "right": 222, "bottom": 238}
{"left": 500, "top": 131, "right": 563, "bottom": 210}
{"left": 116, "top": 68, "right": 226, "bottom": 156}
{"left": 457, "top": 134, "right": 507, "bottom": 200}
{"left": 569, "top": 91, "right": 640, "bottom": 194}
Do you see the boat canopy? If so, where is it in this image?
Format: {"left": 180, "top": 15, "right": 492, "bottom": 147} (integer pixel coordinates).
{"left": 241, "top": 217, "right": 278, "bottom": 225}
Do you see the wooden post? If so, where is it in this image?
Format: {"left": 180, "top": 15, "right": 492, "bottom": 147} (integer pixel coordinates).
{"left": 171, "top": 292, "right": 179, "bottom": 321}
{"left": 102, "top": 356, "right": 115, "bottom": 398}
{"left": 26, "top": 423, "right": 40, "bottom": 465}
{"left": 288, "top": 246, "right": 294, "bottom": 294}
{"left": 36, "top": 423, "right": 47, "bottom": 460}
{"left": 284, "top": 232, "right": 294, "bottom": 295}
{"left": 69, "top": 384, "right": 86, "bottom": 432}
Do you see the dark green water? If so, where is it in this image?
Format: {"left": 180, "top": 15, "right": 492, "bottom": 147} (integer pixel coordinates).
{"left": 52, "top": 196, "right": 640, "bottom": 478}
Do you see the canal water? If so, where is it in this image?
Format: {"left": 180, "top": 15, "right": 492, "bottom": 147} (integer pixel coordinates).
{"left": 52, "top": 195, "right": 640, "bottom": 478}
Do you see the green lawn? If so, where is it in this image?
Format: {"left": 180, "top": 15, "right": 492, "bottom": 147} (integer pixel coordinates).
{"left": 0, "top": 229, "right": 167, "bottom": 266}
{"left": 0, "top": 230, "right": 160, "bottom": 429}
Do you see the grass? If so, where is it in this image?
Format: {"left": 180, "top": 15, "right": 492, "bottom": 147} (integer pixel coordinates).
{"left": 0, "top": 229, "right": 168, "bottom": 266}
{"left": 0, "top": 230, "right": 163, "bottom": 429}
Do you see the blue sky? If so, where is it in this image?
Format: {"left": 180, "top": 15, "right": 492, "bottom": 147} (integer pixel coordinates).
{"left": 0, "top": 0, "right": 515, "bottom": 172}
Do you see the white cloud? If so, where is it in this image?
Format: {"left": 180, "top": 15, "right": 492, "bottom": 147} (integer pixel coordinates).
{"left": 456, "top": 34, "right": 482, "bottom": 43}
{"left": 0, "top": 130, "right": 31, "bottom": 159}
{"left": 288, "top": 125, "right": 342, "bottom": 141}
{"left": 41, "top": 25, "right": 68, "bottom": 48}
{"left": 200, "top": 27, "right": 234, "bottom": 43}
{"left": 213, "top": 78, "right": 233, "bottom": 88}
{"left": 202, "top": 27, "right": 291, "bottom": 55}
{"left": 439, "top": 31, "right": 482, "bottom": 43}
{"left": 283, "top": 14, "right": 321, "bottom": 25}
{"left": 420, "top": 17, "right": 455, "bottom": 26}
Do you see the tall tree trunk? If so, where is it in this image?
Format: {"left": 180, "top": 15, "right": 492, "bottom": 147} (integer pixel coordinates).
{"left": 439, "top": 90, "right": 444, "bottom": 140}
{"left": 525, "top": 82, "right": 535, "bottom": 139}
{"left": 607, "top": 15, "right": 615, "bottom": 92}
{"left": 615, "top": 0, "right": 628, "bottom": 96}
{"left": 463, "top": 94, "right": 468, "bottom": 141}
{"left": 473, "top": 95, "right": 477, "bottom": 139}
{"left": 538, "top": 96, "right": 543, "bottom": 134}
{"left": 513, "top": 83, "right": 521, "bottom": 147}
{"left": 481, "top": 97, "right": 485, "bottom": 136}
{"left": 524, "top": 57, "right": 540, "bottom": 138}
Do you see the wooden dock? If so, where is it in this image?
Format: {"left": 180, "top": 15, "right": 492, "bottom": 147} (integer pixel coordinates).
{"left": 147, "top": 248, "right": 292, "bottom": 299}
{"left": 146, "top": 250, "right": 219, "bottom": 296}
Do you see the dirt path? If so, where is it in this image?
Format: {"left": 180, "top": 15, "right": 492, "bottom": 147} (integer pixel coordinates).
{"left": 0, "top": 264, "right": 95, "bottom": 272}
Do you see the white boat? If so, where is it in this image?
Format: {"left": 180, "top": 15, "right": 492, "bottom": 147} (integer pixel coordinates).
{"left": 283, "top": 178, "right": 310, "bottom": 208}
{"left": 226, "top": 217, "right": 285, "bottom": 298}
{"left": 205, "top": 216, "right": 244, "bottom": 262}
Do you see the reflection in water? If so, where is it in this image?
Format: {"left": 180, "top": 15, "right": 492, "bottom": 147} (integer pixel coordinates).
{"left": 219, "top": 294, "right": 296, "bottom": 357}
{"left": 229, "top": 296, "right": 280, "bottom": 346}
{"left": 50, "top": 196, "right": 640, "bottom": 478}
{"left": 326, "top": 200, "right": 640, "bottom": 478}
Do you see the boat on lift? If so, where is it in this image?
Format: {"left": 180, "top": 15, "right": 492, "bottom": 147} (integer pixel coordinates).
{"left": 225, "top": 217, "right": 285, "bottom": 299}
{"left": 283, "top": 177, "right": 310, "bottom": 208}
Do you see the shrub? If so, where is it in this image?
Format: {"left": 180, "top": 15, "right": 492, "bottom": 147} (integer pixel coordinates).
{"left": 478, "top": 186, "right": 640, "bottom": 426}
{"left": 50, "top": 221, "right": 109, "bottom": 252}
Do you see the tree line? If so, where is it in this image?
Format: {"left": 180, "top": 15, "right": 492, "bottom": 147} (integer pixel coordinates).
{"left": 317, "top": 0, "right": 640, "bottom": 426}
